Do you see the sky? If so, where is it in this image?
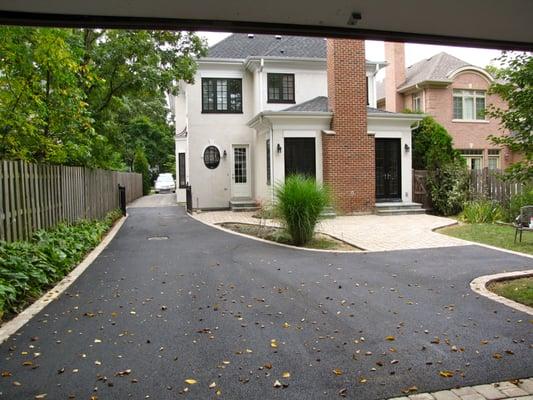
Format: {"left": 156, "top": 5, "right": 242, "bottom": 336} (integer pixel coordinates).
{"left": 199, "top": 31, "right": 504, "bottom": 73}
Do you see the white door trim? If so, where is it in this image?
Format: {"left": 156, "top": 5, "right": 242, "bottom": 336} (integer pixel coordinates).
{"left": 231, "top": 144, "right": 251, "bottom": 198}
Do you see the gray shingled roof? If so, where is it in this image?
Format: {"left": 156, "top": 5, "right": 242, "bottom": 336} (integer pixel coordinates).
{"left": 283, "top": 96, "right": 329, "bottom": 112}
{"left": 207, "top": 34, "right": 326, "bottom": 59}
{"left": 398, "top": 52, "right": 471, "bottom": 91}
{"left": 281, "top": 96, "right": 397, "bottom": 114}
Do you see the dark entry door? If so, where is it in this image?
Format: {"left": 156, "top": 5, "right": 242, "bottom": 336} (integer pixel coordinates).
{"left": 375, "top": 138, "right": 401, "bottom": 201}
{"left": 284, "top": 138, "right": 316, "bottom": 178}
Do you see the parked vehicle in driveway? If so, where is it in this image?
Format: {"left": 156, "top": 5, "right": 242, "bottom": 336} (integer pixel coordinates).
{"left": 154, "top": 173, "right": 176, "bottom": 193}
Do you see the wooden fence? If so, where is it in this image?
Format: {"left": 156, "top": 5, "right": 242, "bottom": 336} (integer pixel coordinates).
{"left": 0, "top": 160, "right": 142, "bottom": 242}
{"left": 413, "top": 168, "right": 525, "bottom": 210}
{"left": 469, "top": 168, "right": 524, "bottom": 202}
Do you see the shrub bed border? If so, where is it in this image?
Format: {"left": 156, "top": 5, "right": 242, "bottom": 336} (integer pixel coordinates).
{"left": 0, "top": 215, "right": 127, "bottom": 344}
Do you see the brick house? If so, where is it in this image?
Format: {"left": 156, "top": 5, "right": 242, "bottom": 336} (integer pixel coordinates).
{"left": 172, "top": 35, "right": 423, "bottom": 214}
{"left": 378, "top": 42, "right": 514, "bottom": 170}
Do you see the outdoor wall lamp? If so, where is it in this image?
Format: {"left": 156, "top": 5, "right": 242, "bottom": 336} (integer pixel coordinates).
{"left": 404, "top": 144, "right": 410, "bottom": 152}
{"left": 223, "top": 150, "right": 227, "bottom": 158}
{"left": 277, "top": 144, "right": 282, "bottom": 153}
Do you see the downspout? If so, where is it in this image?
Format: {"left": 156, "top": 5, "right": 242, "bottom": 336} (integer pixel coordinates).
{"left": 269, "top": 123, "right": 275, "bottom": 205}
{"left": 259, "top": 58, "right": 264, "bottom": 112}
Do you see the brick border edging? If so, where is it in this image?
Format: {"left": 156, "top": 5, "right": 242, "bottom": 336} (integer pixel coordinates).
{"left": 388, "top": 377, "right": 533, "bottom": 400}
{"left": 0, "top": 215, "right": 128, "bottom": 344}
{"left": 470, "top": 269, "right": 533, "bottom": 316}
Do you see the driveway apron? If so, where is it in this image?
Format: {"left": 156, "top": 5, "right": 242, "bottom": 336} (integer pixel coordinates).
{"left": 0, "top": 205, "right": 532, "bottom": 399}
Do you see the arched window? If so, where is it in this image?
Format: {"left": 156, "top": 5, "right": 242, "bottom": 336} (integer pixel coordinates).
{"left": 203, "top": 146, "right": 220, "bottom": 169}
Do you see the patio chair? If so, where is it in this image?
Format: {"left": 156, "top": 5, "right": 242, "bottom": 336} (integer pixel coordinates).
{"left": 514, "top": 205, "right": 533, "bottom": 243}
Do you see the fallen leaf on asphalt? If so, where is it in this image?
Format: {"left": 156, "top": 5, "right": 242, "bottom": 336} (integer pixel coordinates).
{"left": 270, "top": 339, "right": 278, "bottom": 348}
{"left": 209, "top": 382, "right": 217, "bottom": 388}
{"left": 13, "top": 381, "right": 21, "bottom": 386}
{"left": 492, "top": 353, "right": 503, "bottom": 359}
{"left": 338, "top": 388, "right": 347, "bottom": 397}
{"left": 282, "top": 322, "right": 290, "bottom": 328}
{"left": 480, "top": 340, "right": 489, "bottom": 345}
{"left": 94, "top": 339, "right": 102, "bottom": 343}
{"left": 282, "top": 371, "right": 291, "bottom": 378}
{"left": 273, "top": 380, "right": 282, "bottom": 388}
{"left": 115, "top": 369, "right": 132, "bottom": 376}
{"left": 359, "top": 378, "right": 367, "bottom": 383}
{"left": 385, "top": 336, "right": 395, "bottom": 341}
{"left": 1, "top": 371, "right": 12, "bottom": 377}
{"left": 185, "top": 379, "right": 197, "bottom": 385}
{"left": 22, "top": 361, "right": 33, "bottom": 366}
{"left": 263, "top": 363, "right": 273, "bottom": 369}
{"left": 505, "top": 350, "right": 514, "bottom": 355}
{"left": 333, "top": 368, "right": 343, "bottom": 376}
{"left": 430, "top": 337, "right": 440, "bottom": 344}
{"left": 222, "top": 360, "right": 230, "bottom": 365}
{"left": 401, "top": 386, "right": 418, "bottom": 394}
{"left": 35, "top": 394, "right": 47, "bottom": 399}
{"left": 439, "top": 370, "right": 454, "bottom": 378}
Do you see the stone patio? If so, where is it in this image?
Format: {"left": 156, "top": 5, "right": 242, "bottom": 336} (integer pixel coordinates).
{"left": 192, "top": 210, "right": 470, "bottom": 251}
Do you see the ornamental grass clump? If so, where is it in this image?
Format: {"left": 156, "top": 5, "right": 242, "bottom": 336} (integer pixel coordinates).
{"left": 460, "top": 199, "right": 503, "bottom": 223}
{"left": 274, "top": 175, "right": 331, "bottom": 246}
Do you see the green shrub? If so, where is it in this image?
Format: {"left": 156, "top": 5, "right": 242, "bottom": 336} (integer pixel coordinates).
{"left": 133, "top": 147, "right": 151, "bottom": 195}
{"left": 412, "top": 116, "right": 462, "bottom": 170}
{"left": 460, "top": 200, "right": 503, "bottom": 223}
{"left": 0, "top": 209, "right": 122, "bottom": 320}
{"left": 504, "top": 186, "right": 533, "bottom": 222}
{"left": 428, "top": 160, "right": 469, "bottom": 216}
{"left": 274, "top": 175, "right": 331, "bottom": 246}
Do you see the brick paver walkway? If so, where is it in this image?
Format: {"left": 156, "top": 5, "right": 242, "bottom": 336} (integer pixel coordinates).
{"left": 192, "top": 211, "right": 469, "bottom": 251}
{"left": 389, "top": 378, "right": 533, "bottom": 400}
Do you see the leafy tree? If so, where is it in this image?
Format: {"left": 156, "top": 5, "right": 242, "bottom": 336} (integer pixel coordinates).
{"left": 412, "top": 116, "right": 462, "bottom": 170}
{"left": 0, "top": 27, "right": 207, "bottom": 171}
{"left": 486, "top": 52, "right": 533, "bottom": 183}
{"left": 133, "top": 147, "right": 151, "bottom": 195}
{"left": 0, "top": 27, "right": 98, "bottom": 165}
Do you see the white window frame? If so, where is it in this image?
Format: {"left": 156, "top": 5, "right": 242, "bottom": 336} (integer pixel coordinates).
{"left": 460, "top": 149, "right": 484, "bottom": 170}
{"left": 488, "top": 149, "right": 500, "bottom": 170}
{"left": 412, "top": 92, "right": 422, "bottom": 112}
{"left": 453, "top": 89, "right": 486, "bottom": 122}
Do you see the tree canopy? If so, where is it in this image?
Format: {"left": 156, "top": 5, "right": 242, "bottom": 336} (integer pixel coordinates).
{"left": 0, "top": 27, "right": 207, "bottom": 172}
{"left": 486, "top": 52, "right": 533, "bottom": 183}
{"left": 412, "top": 116, "right": 462, "bottom": 170}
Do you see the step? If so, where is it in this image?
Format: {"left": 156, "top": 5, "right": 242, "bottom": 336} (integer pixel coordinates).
{"left": 230, "top": 198, "right": 260, "bottom": 212}
{"left": 375, "top": 208, "right": 426, "bottom": 216}
{"left": 375, "top": 202, "right": 425, "bottom": 216}
{"left": 321, "top": 206, "right": 337, "bottom": 219}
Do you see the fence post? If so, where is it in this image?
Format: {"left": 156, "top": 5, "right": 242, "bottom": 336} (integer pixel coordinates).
{"left": 118, "top": 184, "right": 126, "bottom": 216}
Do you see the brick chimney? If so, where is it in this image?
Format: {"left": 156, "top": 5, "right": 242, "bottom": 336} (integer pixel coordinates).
{"left": 324, "top": 39, "right": 374, "bottom": 214}
{"left": 384, "top": 42, "right": 406, "bottom": 112}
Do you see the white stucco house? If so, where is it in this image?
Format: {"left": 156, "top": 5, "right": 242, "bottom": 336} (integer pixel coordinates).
{"left": 172, "top": 34, "right": 423, "bottom": 213}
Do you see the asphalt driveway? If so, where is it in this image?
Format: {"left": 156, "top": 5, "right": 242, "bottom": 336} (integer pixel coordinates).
{"left": 1, "top": 205, "right": 532, "bottom": 399}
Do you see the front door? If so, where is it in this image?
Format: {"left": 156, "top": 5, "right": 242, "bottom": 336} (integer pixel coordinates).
{"left": 375, "top": 138, "right": 402, "bottom": 201}
{"left": 284, "top": 138, "right": 316, "bottom": 178}
{"left": 231, "top": 145, "right": 251, "bottom": 198}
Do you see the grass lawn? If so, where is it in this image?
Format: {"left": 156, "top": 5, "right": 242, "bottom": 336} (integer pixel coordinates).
{"left": 488, "top": 277, "right": 533, "bottom": 307}
{"left": 440, "top": 223, "right": 533, "bottom": 255}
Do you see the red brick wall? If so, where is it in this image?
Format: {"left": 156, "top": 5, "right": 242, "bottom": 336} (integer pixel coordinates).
{"left": 422, "top": 71, "right": 512, "bottom": 167}
{"left": 325, "top": 39, "right": 374, "bottom": 214}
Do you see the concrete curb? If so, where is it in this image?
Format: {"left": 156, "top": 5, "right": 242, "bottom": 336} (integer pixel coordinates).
{"left": 470, "top": 269, "right": 533, "bottom": 316}
{"left": 189, "top": 213, "right": 366, "bottom": 254}
{"left": 0, "top": 215, "right": 127, "bottom": 344}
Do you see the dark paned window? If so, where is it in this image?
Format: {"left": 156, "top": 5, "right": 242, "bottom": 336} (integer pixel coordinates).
{"left": 178, "top": 153, "right": 186, "bottom": 188}
{"left": 267, "top": 73, "right": 295, "bottom": 103}
{"left": 202, "top": 78, "right": 242, "bottom": 113}
{"left": 203, "top": 146, "right": 220, "bottom": 169}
